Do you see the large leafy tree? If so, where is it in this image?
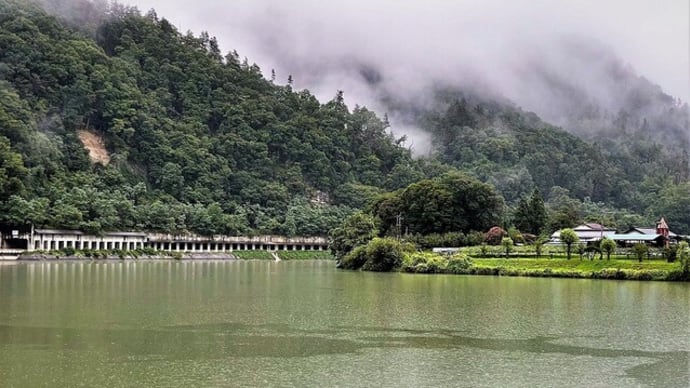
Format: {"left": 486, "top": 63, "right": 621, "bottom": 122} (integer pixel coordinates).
{"left": 632, "top": 243, "right": 648, "bottom": 263}
{"left": 599, "top": 237, "right": 616, "bottom": 261}
{"left": 559, "top": 228, "right": 579, "bottom": 260}
{"left": 372, "top": 172, "right": 504, "bottom": 236}
{"left": 328, "top": 212, "right": 378, "bottom": 261}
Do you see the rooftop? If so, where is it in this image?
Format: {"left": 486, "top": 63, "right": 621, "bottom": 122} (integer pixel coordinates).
{"left": 609, "top": 234, "right": 664, "bottom": 242}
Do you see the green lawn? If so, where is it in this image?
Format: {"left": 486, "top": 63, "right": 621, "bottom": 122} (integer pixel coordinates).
{"left": 465, "top": 257, "right": 683, "bottom": 281}
{"left": 277, "top": 251, "right": 334, "bottom": 260}
{"left": 400, "top": 251, "right": 687, "bottom": 281}
{"left": 472, "top": 258, "right": 677, "bottom": 272}
{"left": 232, "top": 251, "right": 274, "bottom": 260}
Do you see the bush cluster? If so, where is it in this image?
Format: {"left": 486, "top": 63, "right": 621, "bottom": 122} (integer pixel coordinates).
{"left": 400, "top": 252, "right": 473, "bottom": 274}
{"left": 406, "top": 233, "right": 467, "bottom": 250}
{"left": 340, "top": 238, "right": 411, "bottom": 272}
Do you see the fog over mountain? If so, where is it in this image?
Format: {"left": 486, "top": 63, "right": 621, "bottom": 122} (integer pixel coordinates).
{"left": 121, "top": 1, "right": 690, "bottom": 152}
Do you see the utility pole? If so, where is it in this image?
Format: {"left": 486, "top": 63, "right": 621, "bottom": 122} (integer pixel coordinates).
{"left": 396, "top": 213, "right": 403, "bottom": 241}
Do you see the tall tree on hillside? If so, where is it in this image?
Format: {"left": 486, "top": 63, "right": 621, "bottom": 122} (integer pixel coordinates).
{"left": 513, "top": 189, "right": 547, "bottom": 235}
{"left": 528, "top": 189, "right": 547, "bottom": 234}
{"left": 513, "top": 197, "right": 531, "bottom": 233}
{"left": 546, "top": 187, "right": 582, "bottom": 232}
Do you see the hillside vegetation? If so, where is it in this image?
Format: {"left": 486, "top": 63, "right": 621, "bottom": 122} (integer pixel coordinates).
{"left": 1, "top": 0, "right": 690, "bottom": 238}
{"left": 0, "top": 0, "right": 422, "bottom": 235}
{"left": 387, "top": 86, "right": 690, "bottom": 232}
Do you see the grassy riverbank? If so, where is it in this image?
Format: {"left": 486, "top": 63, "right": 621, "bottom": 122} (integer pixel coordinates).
{"left": 277, "top": 251, "right": 334, "bottom": 260}
{"left": 227, "top": 251, "right": 334, "bottom": 261}
{"left": 401, "top": 252, "right": 688, "bottom": 281}
{"left": 471, "top": 258, "right": 684, "bottom": 280}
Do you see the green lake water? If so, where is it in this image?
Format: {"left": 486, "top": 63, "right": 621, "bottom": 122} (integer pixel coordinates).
{"left": 0, "top": 260, "right": 688, "bottom": 387}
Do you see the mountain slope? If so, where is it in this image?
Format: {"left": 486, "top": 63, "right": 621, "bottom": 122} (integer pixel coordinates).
{"left": 2, "top": 0, "right": 690, "bottom": 235}
{"left": 0, "top": 0, "right": 422, "bottom": 235}
{"left": 379, "top": 84, "right": 690, "bottom": 232}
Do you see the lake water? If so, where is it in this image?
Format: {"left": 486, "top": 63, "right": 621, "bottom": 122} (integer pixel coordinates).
{"left": 0, "top": 260, "right": 688, "bottom": 387}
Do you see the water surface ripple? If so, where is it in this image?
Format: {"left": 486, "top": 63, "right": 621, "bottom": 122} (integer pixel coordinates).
{"left": 0, "top": 261, "right": 688, "bottom": 387}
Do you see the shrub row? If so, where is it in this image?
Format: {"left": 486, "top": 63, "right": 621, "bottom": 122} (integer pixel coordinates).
{"left": 340, "top": 238, "right": 413, "bottom": 271}
{"left": 25, "top": 247, "right": 165, "bottom": 259}
{"left": 460, "top": 265, "right": 688, "bottom": 281}
{"left": 278, "top": 251, "right": 334, "bottom": 261}
{"left": 395, "top": 252, "right": 690, "bottom": 281}
{"left": 400, "top": 252, "right": 474, "bottom": 274}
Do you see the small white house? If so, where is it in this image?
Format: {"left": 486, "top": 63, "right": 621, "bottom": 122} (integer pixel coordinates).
{"left": 550, "top": 223, "right": 617, "bottom": 244}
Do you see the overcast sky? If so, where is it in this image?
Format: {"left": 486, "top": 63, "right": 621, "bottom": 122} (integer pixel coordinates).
{"left": 125, "top": 0, "right": 689, "bottom": 107}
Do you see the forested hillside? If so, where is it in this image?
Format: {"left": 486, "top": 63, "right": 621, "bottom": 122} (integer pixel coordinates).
{"left": 1, "top": 0, "right": 690, "bottom": 237}
{"left": 0, "top": 0, "right": 422, "bottom": 235}
{"left": 381, "top": 86, "right": 690, "bottom": 233}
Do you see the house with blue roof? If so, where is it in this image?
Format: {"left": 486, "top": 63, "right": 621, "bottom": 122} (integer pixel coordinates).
{"left": 551, "top": 218, "right": 678, "bottom": 248}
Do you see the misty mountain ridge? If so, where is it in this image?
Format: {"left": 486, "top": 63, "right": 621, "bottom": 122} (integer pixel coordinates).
{"left": 512, "top": 37, "right": 689, "bottom": 151}
{"left": 37, "top": 0, "right": 690, "bottom": 156}
{"left": 3, "top": 0, "right": 690, "bottom": 233}
{"left": 339, "top": 39, "right": 690, "bottom": 209}
{"left": 344, "top": 35, "right": 688, "bottom": 157}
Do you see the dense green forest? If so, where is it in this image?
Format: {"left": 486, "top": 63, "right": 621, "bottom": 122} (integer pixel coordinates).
{"left": 0, "top": 0, "right": 425, "bottom": 236}
{"left": 1, "top": 0, "right": 689, "bottom": 238}
{"left": 383, "top": 86, "right": 690, "bottom": 233}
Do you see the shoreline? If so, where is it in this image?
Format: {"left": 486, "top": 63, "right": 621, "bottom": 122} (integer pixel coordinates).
{"left": 6, "top": 256, "right": 688, "bottom": 282}
{"left": 402, "top": 266, "right": 688, "bottom": 282}
{"left": 11, "top": 250, "right": 335, "bottom": 262}
{"left": 398, "top": 257, "right": 689, "bottom": 282}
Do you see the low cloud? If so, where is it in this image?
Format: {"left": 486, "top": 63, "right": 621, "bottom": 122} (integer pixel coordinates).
{"left": 125, "top": 0, "right": 689, "bottom": 151}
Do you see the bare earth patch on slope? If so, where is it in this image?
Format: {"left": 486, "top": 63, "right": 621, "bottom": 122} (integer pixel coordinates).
{"left": 77, "top": 130, "right": 110, "bottom": 165}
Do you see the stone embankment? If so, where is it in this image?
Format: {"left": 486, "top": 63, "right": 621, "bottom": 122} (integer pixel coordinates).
{"left": 19, "top": 253, "right": 240, "bottom": 261}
